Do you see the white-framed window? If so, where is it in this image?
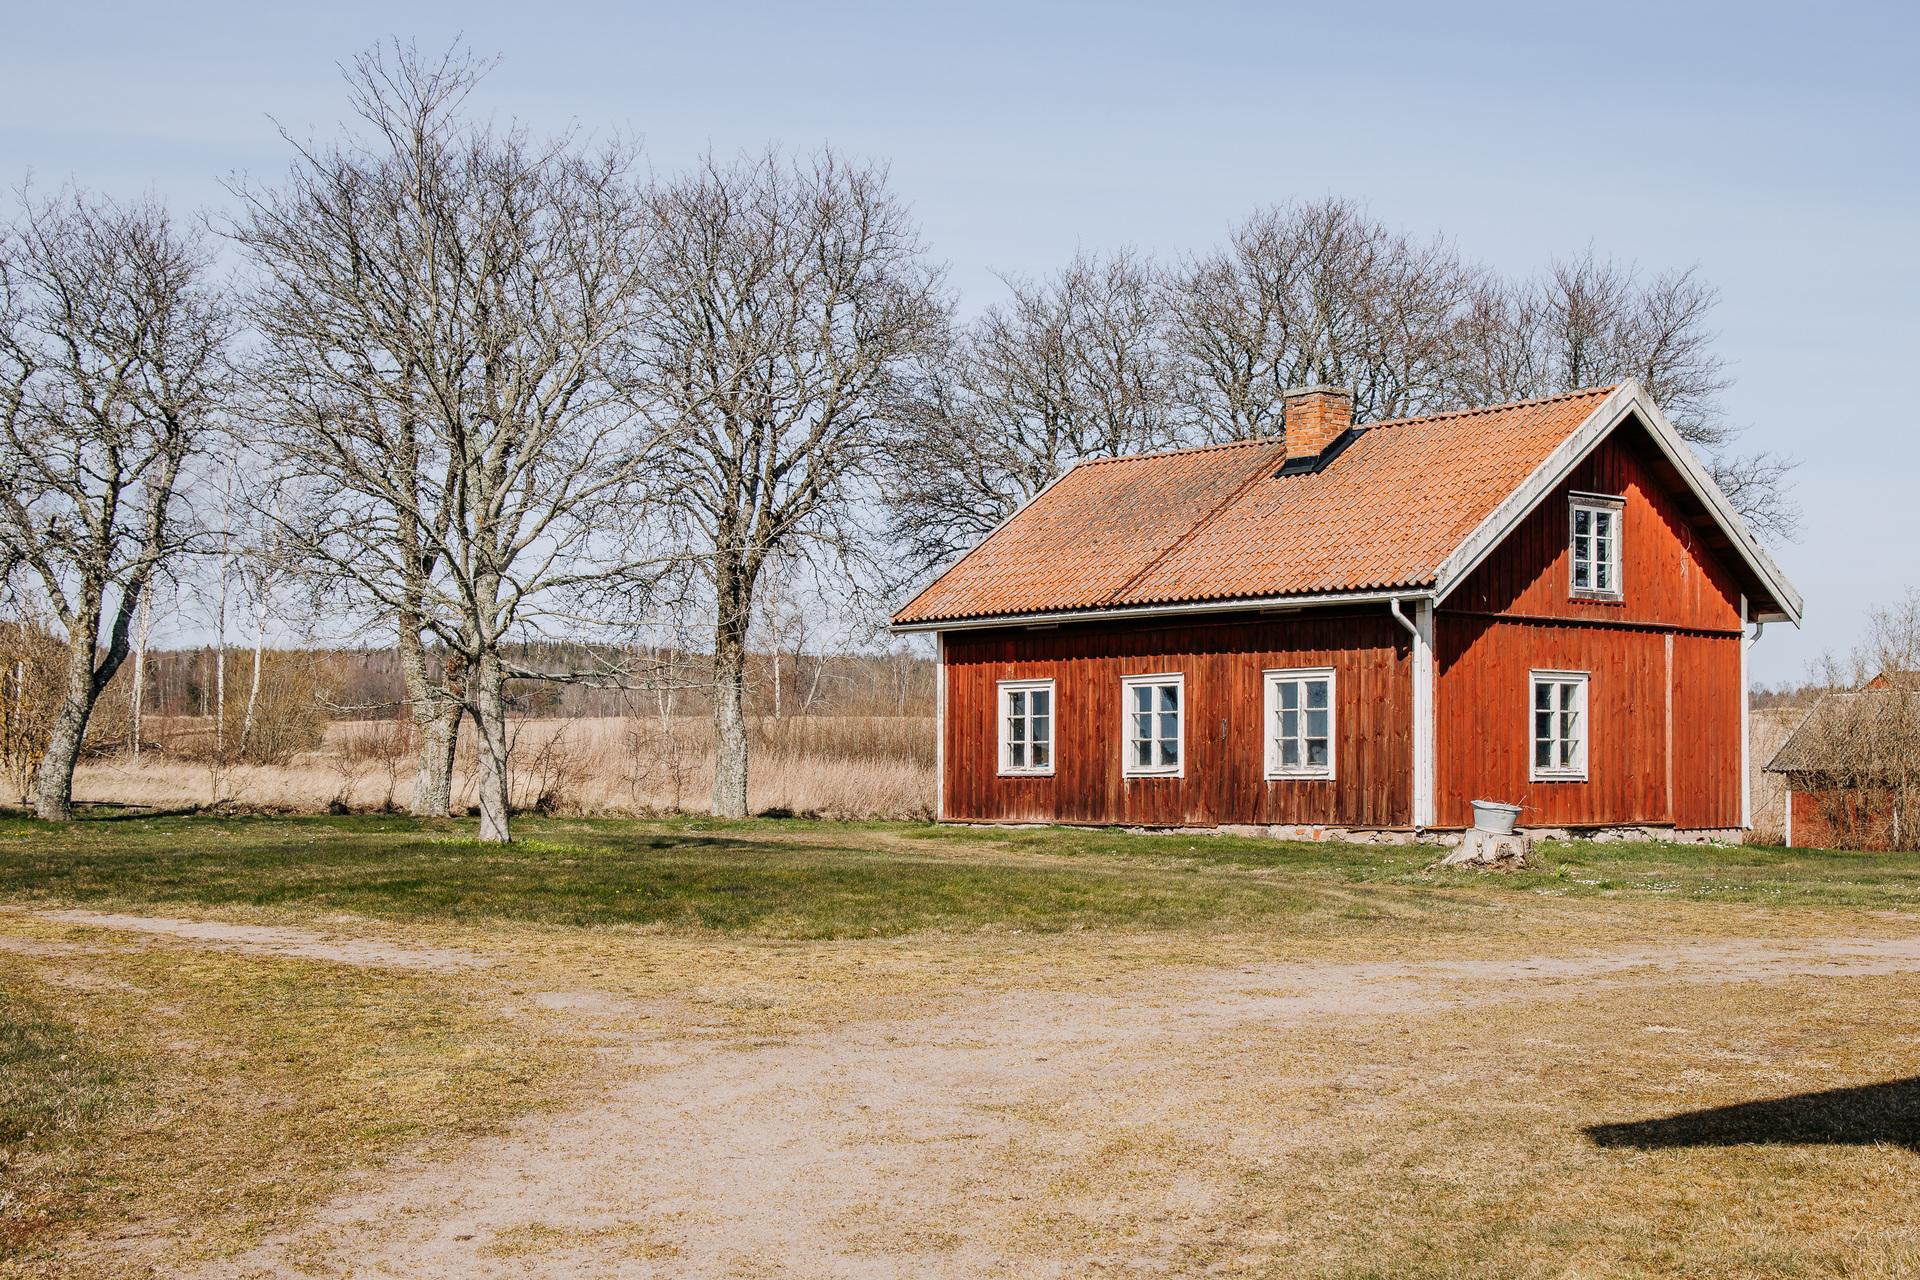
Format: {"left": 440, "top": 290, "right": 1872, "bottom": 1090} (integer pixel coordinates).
{"left": 1122, "top": 673, "right": 1184, "bottom": 777}
{"left": 997, "top": 679, "right": 1055, "bottom": 775}
{"left": 1264, "top": 667, "right": 1335, "bottom": 780}
{"left": 1570, "top": 495, "right": 1624, "bottom": 600}
{"left": 1530, "top": 670, "right": 1590, "bottom": 781}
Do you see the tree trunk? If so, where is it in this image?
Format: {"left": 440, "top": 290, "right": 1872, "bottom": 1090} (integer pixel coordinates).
{"left": 471, "top": 649, "right": 512, "bottom": 843}
{"left": 711, "top": 597, "right": 751, "bottom": 819}
{"left": 129, "top": 594, "right": 149, "bottom": 759}
{"left": 398, "top": 618, "right": 458, "bottom": 818}
{"left": 34, "top": 627, "right": 99, "bottom": 822}
{"left": 239, "top": 586, "right": 268, "bottom": 756}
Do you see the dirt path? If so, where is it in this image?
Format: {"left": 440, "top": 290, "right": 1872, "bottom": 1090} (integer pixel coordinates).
{"left": 21, "top": 908, "right": 490, "bottom": 971}
{"left": 168, "top": 928, "right": 1920, "bottom": 1280}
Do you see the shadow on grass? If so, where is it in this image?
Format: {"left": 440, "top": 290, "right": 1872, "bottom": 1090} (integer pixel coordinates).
{"left": 1587, "top": 1078, "right": 1920, "bottom": 1151}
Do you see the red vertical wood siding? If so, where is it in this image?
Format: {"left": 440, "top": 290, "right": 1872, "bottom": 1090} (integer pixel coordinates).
{"left": 1434, "top": 425, "right": 1746, "bottom": 830}
{"left": 943, "top": 612, "right": 1411, "bottom": 827}
{"left": 1433, "top": 617, "right": 1740, "bottom": 828}
{"left": 1787, "top": 786, "right": 1901, "bottom": 851}
{"left": 1445, "top": 427, "right": 1744, "bottom": 633}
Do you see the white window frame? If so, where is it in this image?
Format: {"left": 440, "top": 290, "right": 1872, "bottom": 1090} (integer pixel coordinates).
{"left": 1530, "top": 669, "right": 1590, "bottom": 782}
{"left": 1569, "top": 494, "right": 1624, "bottom": 601}
{"left": 1121, "top": 672, "right": 1185, "bottom": 778}
{"left": 1264, "top": 667, "right": 1336, "bottom": 780}
{"left": 996, "top": 678, "right": 1056, "bottom": 776}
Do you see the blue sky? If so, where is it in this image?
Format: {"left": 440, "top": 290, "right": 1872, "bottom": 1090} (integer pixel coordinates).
{"left": 5, "top": 1, "right": 1914, "bottom": 681}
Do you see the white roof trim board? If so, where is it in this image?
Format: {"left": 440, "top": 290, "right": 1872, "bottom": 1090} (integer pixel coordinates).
{"left": 891, "top": 380, "right": 1803, "bottom": 632}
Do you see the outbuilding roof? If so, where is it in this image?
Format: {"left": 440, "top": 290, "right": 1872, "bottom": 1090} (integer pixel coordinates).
{"left": 894, "top": 382, "right": 1801, "bottom": 629}
{"left": 1767, "top": 688, "right": 1920, "bottom": 778}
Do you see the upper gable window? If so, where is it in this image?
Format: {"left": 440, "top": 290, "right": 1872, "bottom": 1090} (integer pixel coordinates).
{"left": 1570, "top": 494, "right": 1624, "bottom": 601}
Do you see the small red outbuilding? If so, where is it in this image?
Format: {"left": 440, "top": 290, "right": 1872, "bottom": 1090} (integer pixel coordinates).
{"left": 892, "top": 382, "right": 1802, "bottom": 837}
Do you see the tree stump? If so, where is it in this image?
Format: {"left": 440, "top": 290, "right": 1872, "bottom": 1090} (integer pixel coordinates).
{"left": 1440, "top": 828, "right": 1535, "bottom": 869}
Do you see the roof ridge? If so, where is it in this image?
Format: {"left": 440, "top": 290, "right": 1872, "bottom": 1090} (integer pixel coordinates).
{"left": 1364, "top": 385, "right": 1618, "bottom": 432}
{"left": 1073, "top": 436, "right": 1280, "bottom": 468}
{"left": 1097, "top": 444, "right": 1286, "bottom": 607}
{"left": 1065, "top": 387, "right": 1617, "bottom": 467}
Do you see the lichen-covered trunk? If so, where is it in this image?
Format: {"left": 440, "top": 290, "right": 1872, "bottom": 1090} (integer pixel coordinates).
{"left": 710, "top": 578, "right": 751, "bottom": 819}
{"left": 471, "top": 649, "right": 512, "bottom": 843}
{"left": 398, "top": 617, "right": 459, "bottom": 818}
{"left": 33, "top": 601, "right": 114, "bottom": 823}
{"left": 33, "top": 632, "right": 99, "bottom": 822}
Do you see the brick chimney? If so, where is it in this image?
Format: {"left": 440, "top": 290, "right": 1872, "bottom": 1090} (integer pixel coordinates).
{"left": 1282, "top": 385, "right": 1354, "bottom": 462}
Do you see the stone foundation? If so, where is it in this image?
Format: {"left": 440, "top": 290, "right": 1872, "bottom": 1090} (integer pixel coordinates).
{"left": 957, "top": 820, "right": 1745, "bottom": 847}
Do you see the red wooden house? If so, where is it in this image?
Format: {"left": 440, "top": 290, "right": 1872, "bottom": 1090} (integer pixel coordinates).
{"left": 891, "top": 382, "right": 1803, "bottom": 837}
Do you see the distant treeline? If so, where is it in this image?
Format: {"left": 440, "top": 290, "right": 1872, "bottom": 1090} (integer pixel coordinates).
{"left": 126, "top": 641, "right": 936, "bottom": 723}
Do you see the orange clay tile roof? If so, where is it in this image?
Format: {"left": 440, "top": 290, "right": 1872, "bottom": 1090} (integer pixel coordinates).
{"left": 892, "top": 386, "right": 1618, "bottom": 625}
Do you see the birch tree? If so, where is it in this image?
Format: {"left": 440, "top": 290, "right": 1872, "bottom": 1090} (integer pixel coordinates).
{"left": 636, "top": 151, "right": 947, "bottom": 819}
{"left": 0, "top": 188, "right": 230, "bottom": 820}
{"left": 234, "top": 45, "right": 665, "bottom": 841}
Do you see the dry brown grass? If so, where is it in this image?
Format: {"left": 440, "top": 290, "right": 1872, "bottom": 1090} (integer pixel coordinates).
{"left": 7, "top": 821, "right": 1920, "bottom": 1278}
{"left": 70, "top": 714, "right": 936, "bottom": 820}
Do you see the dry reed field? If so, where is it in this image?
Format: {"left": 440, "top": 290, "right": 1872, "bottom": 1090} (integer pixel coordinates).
{"left": 69, "top": 715, "right": 936, "bottom": 820}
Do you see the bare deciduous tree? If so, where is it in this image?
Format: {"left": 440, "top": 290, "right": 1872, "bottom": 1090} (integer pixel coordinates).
{"left": 636, "top": 150, "right": 947, "bottom": 818}
{"left": 889, "top": 249, "right": 1179, "bottom": 573}
{"left": 234, "top": 44, "right": 666, "bottom": 842}
{"left": 1164, "top": 198, "right": 1470, "bottom": 440}
{"left": 1450, "top": 250, "right": 1797, "bottom": 539}
{"left": 0, "top": 188, "right": 230, "bottom": 820}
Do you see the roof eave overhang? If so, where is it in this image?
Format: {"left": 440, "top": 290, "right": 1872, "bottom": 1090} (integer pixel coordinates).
{"left": 1430, "top": 381, "right": 1805, "bottom": 627}
{"left": 888, "top": 586, "right": 1434, "bottom": 634}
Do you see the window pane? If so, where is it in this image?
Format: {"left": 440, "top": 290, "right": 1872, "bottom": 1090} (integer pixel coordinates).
{"left": 1307, "top": 739, "right": 1328, "bottom": 767}
{"left": 1158, "top": 684, "right": 1178, "bottom": 713}
{"left": 1574, "top": 559, "right": 1591, "bottom": 588}
{"left": 1536, "top": 710, "right": 1553, "bottom": 741}
{"left": 1133, "top": 712, "right": 1152, "bottom": 743}
{"left": 1032, "top": 742, "right": 1049, "bottom": 768}
{"left": 1030, "top": 689, "right": 1049, "bottom": 716}
{"left": 1133, "top": 740, "right": 1151, "bottom": 768}
{"left": 1009, "top": 742, "right": 1025, "bottom": 767}
{"left": 1281, "top": 739, "right": 1300, "bottom": 767}
{"left": 1031, "top": 715, "right": 1049, "bottom": 746}
{"left": 1574, "top": 508, "right": 1590, "bottom": 536}
{"left": 1132, "top": 685, "right": 1151, "bottom": 714}
{"left": 1306, "top": 679, "right": 1327, "bottom": 709}
{"left": 1157, "top": 740, "right": 1178, "bottom": 767}
{"left": 1008, "top": 690, "right": 1025, "bottom": 716}
{"left": 1306, "top": 709, "right": 1328, "bottom": 739}
{"left": 1535, "top": 740, "right": 1553, "bottom": 769}
{"left": 1280, "top": 681, "right": 1298, "bottom": 710}
{"left": 1158, "top": 712, "right": 1177, "bottom": 743}
{"left": 1535, "top": 682, "right": 1552, "bottom": 711}
{"left": 1280, "top": 709, "right": 1299, "bottom": 739}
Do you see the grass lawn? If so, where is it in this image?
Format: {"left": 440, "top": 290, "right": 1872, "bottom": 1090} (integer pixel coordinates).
{"left": 1, "top": 813, "right": 1915, "bottom": 937}
{"left": 2, "top": 813, "right": 1918, "bottom": 1278}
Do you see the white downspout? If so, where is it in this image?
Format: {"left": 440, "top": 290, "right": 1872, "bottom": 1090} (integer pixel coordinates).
{"left": 935, "top": 630, "right": 947, "bottom": 823}
{"left": 1740, "top": 595, "right": 1761, "bottom": 833}
{"left": 1389, "top": 597, "right": 1436, "bottom": 830}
